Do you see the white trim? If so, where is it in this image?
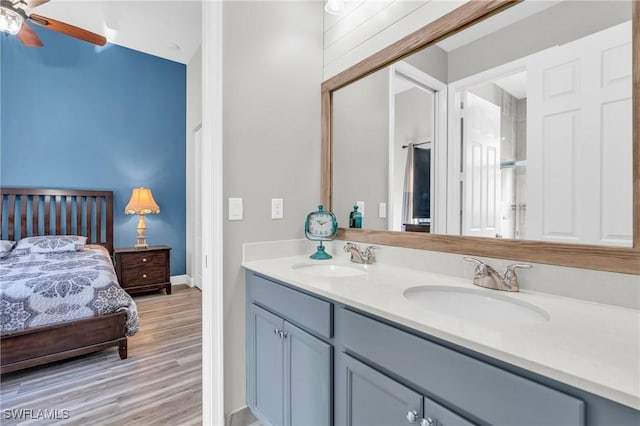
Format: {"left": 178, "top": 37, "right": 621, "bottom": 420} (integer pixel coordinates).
{"left": 389, "top": 61, "right": 448, "bottom": 233}
{"left": 225, "top": 405, "right": 258, "bottom": 426}
{"left": 202, "top": 1, "right": 224, "bottom": 425}
{"left": 170, "top": 274, "right": 190, "bottom": 286}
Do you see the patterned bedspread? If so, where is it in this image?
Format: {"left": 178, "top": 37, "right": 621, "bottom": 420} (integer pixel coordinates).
{"left": 0, "top": 245, "right": 138, "bottom": 336}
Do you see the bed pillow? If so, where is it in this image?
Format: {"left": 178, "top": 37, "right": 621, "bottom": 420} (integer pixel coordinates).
{"left": 14, "top": 235, "right": 88, "bottom": 254}
{"left": 0, "top": 240, "right": 15, "bottom": 258}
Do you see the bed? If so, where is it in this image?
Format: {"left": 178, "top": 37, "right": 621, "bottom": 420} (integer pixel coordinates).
{"left": 0, "top": 188, "right": 138, "bottom": 374}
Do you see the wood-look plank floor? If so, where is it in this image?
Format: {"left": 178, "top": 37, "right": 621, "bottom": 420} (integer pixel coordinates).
{"left": 0, "top": 285, "right": 202, "bottom": 426}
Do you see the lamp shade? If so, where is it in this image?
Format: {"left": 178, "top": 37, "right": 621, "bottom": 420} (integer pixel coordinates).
{"left": 125, "top": 187, "right": 160, "bottom": 215}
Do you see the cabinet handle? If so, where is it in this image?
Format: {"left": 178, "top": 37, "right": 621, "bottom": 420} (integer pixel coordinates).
{"left": 274, "top": 328, "right": 280, "bottom": 336}
{"left": 142, "top": 274, "right": 147, "bottom": 278}
{"left": 280, "top": 330, "right": 288, "bottom": 339}
{"left": 421, "top": 418, "right": 435, "bottom": 426}
{"left": 406, "top": 410, "right": 419, "bottom": 424}
{"left": 142, "top": 258, "right": 147, "bottom": 262}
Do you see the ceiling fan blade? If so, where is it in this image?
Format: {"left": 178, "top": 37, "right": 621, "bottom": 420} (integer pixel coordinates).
{"left": 16, "top": 21, "right": 43, "bottom": 47}
{"left": 24, "top": 0, "right": 50, "bottom": 8}
{"left": 29, "top": 13, "right": 106, "bottom": 46}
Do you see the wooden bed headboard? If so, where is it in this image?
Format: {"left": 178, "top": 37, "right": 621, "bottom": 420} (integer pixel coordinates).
{"left": 0, "top": 188, "right": 114, "bottom": 253}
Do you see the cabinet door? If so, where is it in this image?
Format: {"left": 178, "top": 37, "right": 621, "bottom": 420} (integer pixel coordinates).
{"left": 337, "top": 353, "right": 422, "bottom": 426}
{"left": 285, "top": 321, "right": 332, "bottom": 426}
{"left": 247, "top": 304, "right": 285, "bottom": 426}
{"left": 423, "top": 397, "right": 476, "bottom": 426}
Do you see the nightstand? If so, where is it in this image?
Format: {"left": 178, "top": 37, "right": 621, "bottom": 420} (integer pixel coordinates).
{"left": 113, "top": 246, "right": 171, "bottom": 295}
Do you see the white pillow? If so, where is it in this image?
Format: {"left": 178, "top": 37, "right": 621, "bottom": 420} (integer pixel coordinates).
{"left": 14, "top": 235, "right": 88, "bottom": 254}
{"left": 0, "top": 240, "right": 15, "bottom": 258}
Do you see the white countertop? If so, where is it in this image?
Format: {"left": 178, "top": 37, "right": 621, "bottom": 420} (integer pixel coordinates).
{"left": 242, "top": 254, "right": 640, "bottom": 410}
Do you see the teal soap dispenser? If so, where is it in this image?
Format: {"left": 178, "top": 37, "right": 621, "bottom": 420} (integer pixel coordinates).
{"left": 349, "top": 205, "right": 362, "bottom": 229}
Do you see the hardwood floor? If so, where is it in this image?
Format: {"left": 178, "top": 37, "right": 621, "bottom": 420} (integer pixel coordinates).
{"left": 0, "top": 285, "right": 202, "bottom": 425}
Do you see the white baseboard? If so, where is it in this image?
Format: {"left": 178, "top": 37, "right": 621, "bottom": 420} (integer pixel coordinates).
{"left": 170, "top": 274, "right": 190, "bottom": 286}
{"left": 226, "top": 406, "right": 258, "bottom": 426}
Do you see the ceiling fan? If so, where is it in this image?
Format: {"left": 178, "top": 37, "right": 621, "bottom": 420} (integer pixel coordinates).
{"left": 0, "top": 0, "right": 106, "bottom": 47}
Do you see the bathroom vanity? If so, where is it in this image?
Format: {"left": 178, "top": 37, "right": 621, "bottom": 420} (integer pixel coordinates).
{"left": 243, "top": 243, "right": 640, "bottom": 426}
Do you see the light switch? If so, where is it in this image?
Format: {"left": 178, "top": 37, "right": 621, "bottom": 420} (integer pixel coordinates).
{"left": 356, "top": 201, "right": 365, "bottom": 217}
{"left": 379, "top": 202, "right": 387, "bottom": 218}
{"left": 271, "top": 198, "right": 284, "bottom": 219}
{"left": 228, "top": 198, "right": 243, "bottom": 221}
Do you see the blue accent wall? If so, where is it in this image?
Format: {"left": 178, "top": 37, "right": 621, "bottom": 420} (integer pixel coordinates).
{"left": 0, "top": 27, "right": 186, "bottom": 275}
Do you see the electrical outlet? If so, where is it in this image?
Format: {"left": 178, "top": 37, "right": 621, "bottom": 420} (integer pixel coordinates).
{"left": 228, "top": 198, "right": 243, "bottom": 221}
{"left": 356, "top": 201, "right": 365, "bottom": 217}
{"left": 271, "top": 198, "right": 284, "bottom": 219}
{"left": 379, "top": 202, "right": 387, "bottom": 218}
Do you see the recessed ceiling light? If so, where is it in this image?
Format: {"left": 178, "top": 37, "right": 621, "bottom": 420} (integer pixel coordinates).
{"left": 325, "top": 0, "right": 344, "bottom": 15}
{"left": 167, "top": 42, "right": 181, "bottom": 51}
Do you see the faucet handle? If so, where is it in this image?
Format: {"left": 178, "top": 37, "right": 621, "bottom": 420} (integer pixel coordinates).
{"left": 343, "top": 242, "right": 358, "bottom": 252}
{"left": 504, "top": 263, "right": 532, "bottom": 278}
{"left": 464, "top": 257, "right": 484, "bottom": 266}
{"left": 503, "top": 263, "right": 532, "bottom": 290}
{"left": 505, "top": 263, "right": 532, "bottom": 272}
{"left": 464, "top": 256, "right": 487, "bottom": 271}
{"left": 364, "top": 246, "right": 377, "bottom": 263}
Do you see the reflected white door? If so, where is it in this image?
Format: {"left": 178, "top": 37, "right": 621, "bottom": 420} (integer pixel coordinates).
{"left": 194, "top": 127, "right": 203, "bottom": 287}
{"left": 526, "top": 21, "right": 632, "bottom": 246}
{"left": 462, "top": 92, "right": 501, "bottom": 238}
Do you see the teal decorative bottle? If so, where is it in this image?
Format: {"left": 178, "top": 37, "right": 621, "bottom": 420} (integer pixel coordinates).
{"left": 349, "top": 205, "right": 362, "bottom": 229}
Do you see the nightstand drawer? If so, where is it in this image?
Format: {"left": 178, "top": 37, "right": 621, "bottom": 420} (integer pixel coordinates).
{"left": 120, "top": 265, "right": 167, "bottom": 286}
{"left": 120, "top": 251, "right": 166, "bottom": 271}
{"left": 113, "top": 246, "right": 171, "bottom": 295}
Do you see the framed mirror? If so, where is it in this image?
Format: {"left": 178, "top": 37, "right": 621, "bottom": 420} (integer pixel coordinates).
{"left": 321, "top": 0, "right": 639, "bottom": 274}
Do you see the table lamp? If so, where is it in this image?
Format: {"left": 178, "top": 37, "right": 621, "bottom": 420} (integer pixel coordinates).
{"left": 125, "top": 187, "right": 160, "bottom": 249}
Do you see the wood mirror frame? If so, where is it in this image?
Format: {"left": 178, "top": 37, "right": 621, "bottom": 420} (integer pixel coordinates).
{"left": 321, "top": 0, "right": 640, "bottom": 274}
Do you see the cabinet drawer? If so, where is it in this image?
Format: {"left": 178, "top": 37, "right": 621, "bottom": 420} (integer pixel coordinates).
{"left": 339, "top": 308, "right": 584, "bottom": 426}
{"left": 247, "top": 272, "right": 332, "bottom": 339}
{"left": 120, "top": 265, "right": 167, "bottom": 286}
{"left": 120, "top": 251, "right": 167, "bottom": 270}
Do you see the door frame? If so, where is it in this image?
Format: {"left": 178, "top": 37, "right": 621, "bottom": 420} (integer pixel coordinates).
{"left": 388, "top": 61, "right": 447, "bottom": 233}
{"left": 202, "top": 1, "right": 224, "bottom": 424}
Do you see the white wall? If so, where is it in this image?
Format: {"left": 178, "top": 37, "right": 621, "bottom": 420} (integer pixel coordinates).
{"left": 323, "top": 0, "right": 463, "bottom": 79}
{"left": 222, "top": 0, "right": 323, "bottom": 415}
{"left": 186, "top": 46, "right": 202, "bottom": 285}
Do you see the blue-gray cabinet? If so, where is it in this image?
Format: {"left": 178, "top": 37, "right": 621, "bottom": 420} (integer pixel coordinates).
{"left": 338, "top": 353, "right": 475, "bottom": 426}
{"left": 246, "top": 271, "right": 640, "bottom": 426}
{"left": 248, "top": 304, "right": 285, "bottom": 425}
{"left": 336, "top": 308, "right": 585, "bottom": 425}
{"left": 247, "top": 273, "right": 333, "bottom": 426}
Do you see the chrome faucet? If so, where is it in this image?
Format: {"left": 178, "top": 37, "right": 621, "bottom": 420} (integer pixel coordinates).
{"left": 464, "top": 257, "right": 532, "bottom": 292}
{"left": 344, "top": 242, "right": 376, "bottom": 264}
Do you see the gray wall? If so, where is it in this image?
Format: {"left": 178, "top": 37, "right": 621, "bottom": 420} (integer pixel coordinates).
{"left": 222, "top": 0, "right": 323, "bottom": 415}
{"left": 332, "top": 68, "right": 389, "bottom": 230}
{"left": 447, "top": 0, "right": 631, "bottom": 82}
{"left": 405, "top": 44, "right": 449, "bottom": 84}
{"left": 391, "top": 85, "right": 433, "bottom": 231}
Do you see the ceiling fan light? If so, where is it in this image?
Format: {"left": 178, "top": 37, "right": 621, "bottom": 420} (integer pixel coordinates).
{"left": 0, "top": 7, "right": 24, "bottom": 35}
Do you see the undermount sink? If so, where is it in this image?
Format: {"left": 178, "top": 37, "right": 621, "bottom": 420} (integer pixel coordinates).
{"left": 292, "top": 263, "right": 368, "bottom": 278}
{"left": 403, "top": 286, "right": 549, "bottom": 326}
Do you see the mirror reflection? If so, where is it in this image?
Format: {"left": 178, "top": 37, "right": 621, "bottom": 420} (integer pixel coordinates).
{"left": 332, "top": 0, "right": 633, "bottom": 247}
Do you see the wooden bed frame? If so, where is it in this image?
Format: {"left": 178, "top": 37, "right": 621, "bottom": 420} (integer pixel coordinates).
{"left": 0, "top": 188, "right": 128, "bottom": 374}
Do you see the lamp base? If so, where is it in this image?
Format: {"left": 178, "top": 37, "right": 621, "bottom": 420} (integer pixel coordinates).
{"left": 135, "top": 214, "right": 149, "bottom": 249}
{"left": 135, "top": 239, "right": 148, "bottom": 249}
